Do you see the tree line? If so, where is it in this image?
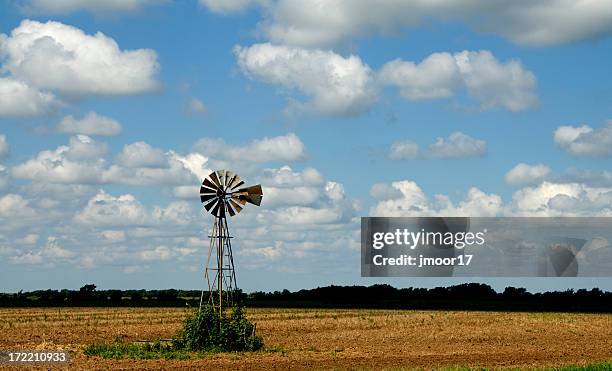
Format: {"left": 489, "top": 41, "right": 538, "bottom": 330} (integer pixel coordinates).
{"left": 1, "top": 283, "right": 610, "bottom": 312}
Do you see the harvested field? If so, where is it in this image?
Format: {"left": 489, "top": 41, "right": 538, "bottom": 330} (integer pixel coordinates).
{"left": 0, "top": 307, "right": 610, "bottom": 369}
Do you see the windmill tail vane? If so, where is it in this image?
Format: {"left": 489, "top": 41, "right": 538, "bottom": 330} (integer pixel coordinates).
{"left": 198, "top": 170, "right": 263, "bottom": 314}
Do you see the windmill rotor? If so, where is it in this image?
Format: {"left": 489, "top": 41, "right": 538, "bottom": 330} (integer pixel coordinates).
{"left": 200, "top": 170, "right": 263, "bottom": 218}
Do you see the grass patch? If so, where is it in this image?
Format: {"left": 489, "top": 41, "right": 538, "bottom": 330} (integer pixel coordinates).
{"left": 83, "top": 339, "right": 194, "bottom": 360}
{"left": 546, "top": 362, "right": 612, "bottom": 371}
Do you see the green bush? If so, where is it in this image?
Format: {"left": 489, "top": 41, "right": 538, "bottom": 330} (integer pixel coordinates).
{"left": 174, "top": 305, "right": 263, "bottom": 352}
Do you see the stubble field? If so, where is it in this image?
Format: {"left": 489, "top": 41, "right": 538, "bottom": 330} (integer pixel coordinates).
{"left": 0, "top": 307, "right": 611, "bottom": 370}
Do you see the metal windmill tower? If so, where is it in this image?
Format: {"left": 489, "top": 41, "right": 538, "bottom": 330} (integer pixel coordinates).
{"left": 198, "top": 170, "right": 263, "bottom": 314}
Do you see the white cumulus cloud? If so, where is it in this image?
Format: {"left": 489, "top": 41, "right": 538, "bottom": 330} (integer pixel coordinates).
{"left": 379, "top": 53, "right": 462, "bottom": 100}
{"left": 12, "top": 136, "right": 208, "bottom": 186}
{"left": 0, "top": 193, "right": 37, "bottom": 219}
{"left": 0, "top": 134, "right": 8, "bottom": 160}
{"left": 20, "top": 0, "right": 165, "bottom": 14}
{"left": 389, "top": 132, "right": 486, "bottom": 160}
{"left": 75, "top": 190, "right": 196, "bottom": 228}
{"left": 554, "top": 121, "right": 612, "bottom": 157}
{"left": 372, "top": 179, "right": 612, "bottom": 217}
{"left": 103, "top": 156, "right": 202, "bottom": 186}
{"left": 234, "top": 43, "right": 377, "bottom": 116}
{"left": 507, "top": 182, "right": 612, "bottom": 216}
{"left": 138, "top": 245, "right": 173, "bottom": 261}
{"left": 370, "top": 182, "right": 403, "bottom": 200}
{"left": 0, "top": 20, "right": 160, "bottom": 96}
{"left": 12, "top": 135, "right": 107, "bottom": 184}
{"left": 389, "top": 140, "right": 419, "bottom": 160}
{"left": 115, "top": 141, "right": 166, "bottom": 168}
{"left": 199, "top": 0, "right": 261, "bottom": 14}
{"left": 371, "top": 180, "right": 502, "bottom": 217}
{"left": 255, "top": 1, "right": 612, "bottom": 48}
{"left": 57, "top": 111, "right": 122, "bottom": 136}
{"left": 173, "top": 185, "right": 197, "bottom": 199}
{"left": 0, "top": 77, "right": 59, "bottom": 117}
{"left": 454, "top": 51, "right": 538, "bottom": 111}
{"left": 428, "top": 132, "right": 487, "bottom": 159}
{"left": 9, "top": 252, "right": 43, "bottom": 265}
{"left": 556, "top": 168, "right": 612, "bottom": 188}
{"left": 74, "top": 190, "right": 149, "bottom": 227}
{"left": 194, "top": 133, "right": 305, "bottom": 163}
{"left": 257, "top": 166, "right": 324, "bottom": 187}
{"left": 505, "top": 163, "right": 551, "bottom": 186}
{"left": 264, "top": 186, "right": 320, "bottom": 208}
{"left": 250, "top": 166, "right": 335, "bottom": 208}
{"left": 380, "top": 50, "right": 537, "bottom": 111}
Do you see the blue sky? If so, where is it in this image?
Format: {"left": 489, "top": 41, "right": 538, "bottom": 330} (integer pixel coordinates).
{"left": 0, "top": 0, "right": 611, "bottom": 292}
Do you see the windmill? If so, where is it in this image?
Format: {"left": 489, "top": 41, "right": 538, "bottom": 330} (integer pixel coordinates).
{"left": 199, "top": 170, "right": 263, "bottom": 314}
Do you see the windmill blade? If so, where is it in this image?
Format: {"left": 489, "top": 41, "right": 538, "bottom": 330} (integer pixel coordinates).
{"left": 224, "top": 171, "right": 233, "bottom": 190}
{"left": 204, "top": 198, "right": 218, "bottom": 212}
{"left": 231, "top": 180, "right": 245, "bottom": 190}
{"left": 200, "top": 193, "right": 216, "bottom": 203}
{"left": 225, "top": 171, "right": 235, "bottom": 190}
{"left": 225, "top": 200, "right": 236, "bottom": 217}
{"left": 200, "top": 185, "right": 216, "bottom": 195}
{"left": 211, "top": 201, "right": 222, "bottom": 217}
{"left": 226, "top": 172, "right": 238, "bottom": 189}
{"left": 229, "top": 199, "right": 243, "bottom": 214}
{"left": 216, "top": 170, "right": 226, "bottom": 188}
{"left": 203, "top": 178, "right": 218, "bottom": 191}
{"left": 237, "top": 184, "right": 263, "bottom": 195}
{"left": 209, "top": 172, "right": 222, "bottom": 188}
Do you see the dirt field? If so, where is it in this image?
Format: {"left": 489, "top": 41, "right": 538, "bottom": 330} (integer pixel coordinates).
{"left": 0, "top": 307, "right": 610, "bottom": 370}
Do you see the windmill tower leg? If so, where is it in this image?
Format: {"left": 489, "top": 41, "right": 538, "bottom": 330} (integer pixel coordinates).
{"left": 224, "top": 217, "right": 238, "bottom": 305}
{"left": 202, "top": 219, "right": 217, "bottom": 311}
